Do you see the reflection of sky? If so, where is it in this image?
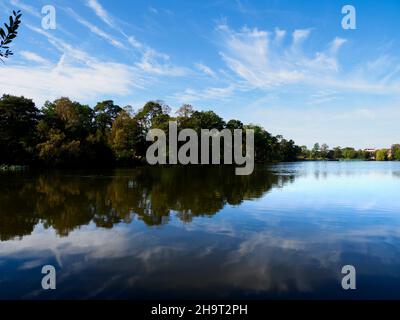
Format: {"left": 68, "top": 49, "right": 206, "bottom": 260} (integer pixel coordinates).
{"left": 1, "top": 162, "right": 400, "bottom": 299}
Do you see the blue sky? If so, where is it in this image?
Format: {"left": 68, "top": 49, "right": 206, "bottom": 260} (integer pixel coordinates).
{"left": 1, "top": 0, "right": 399, "bottom": 148}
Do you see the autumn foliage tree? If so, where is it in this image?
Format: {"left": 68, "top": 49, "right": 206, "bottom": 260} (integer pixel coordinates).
{"left": 0, "top": 94, "right": 303, "bottom": 167}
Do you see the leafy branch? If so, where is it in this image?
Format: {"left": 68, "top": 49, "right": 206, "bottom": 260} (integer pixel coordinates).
{"left": 0, "top": 10, "right": 22, "bottom": 62}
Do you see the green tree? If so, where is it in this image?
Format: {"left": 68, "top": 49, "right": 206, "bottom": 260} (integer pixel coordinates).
{"left": 109, "top": 110, "right": 141, "bottom": 164}
{"left": 0, "top": 95, "right": 40, "bottom": 164}
{"left": 37, "top": 98, "right": 95, "bottom": 166}
{"left": 300, "top": 146, "right": 310, "bottom": 159}
{"left": 311, "top": 143, "right": 320, "bottom": 159}
{"left": 189, "top": 110, "right": 225, "bottom": 131}
{"left": 391, "top": 144, "right": 400, "bottom": 161}
{"left": 176, "top": 104, "right": 194, "bottom": 118}
{"left": 94, "top": 100, "right": 122, "bottom": 131}
{"left": 226, "top": 119, "right": 244, "bottom": 130}
{"left": 135, "top": 101, "right": 171, "bottom": 131}
{"left": 333, "top": 147, "right": 342, "bottom": 159}
{"left": 279, "top": 138, "right": 301, "bottom": 161}
{"left": 176, "top": 104, "right": 195, "bottom": 129}
{"left": 376, "top": 149, "right": 388, "bottom": 161}
{"left": 245, "top": 124, "right": 274, "bottom": 162}
{"left": 320, "top": 143, "right": 329, "bottom": 159}
{"left": 342, "top": 147, "right": 357, "bottom": 159}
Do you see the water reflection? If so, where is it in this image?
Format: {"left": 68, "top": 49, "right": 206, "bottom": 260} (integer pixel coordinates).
{"left": 1, "top": 162, "right": 400, "bottom": 299}
{"left": 0, "top": 166, "right": 295, "bottom": 241}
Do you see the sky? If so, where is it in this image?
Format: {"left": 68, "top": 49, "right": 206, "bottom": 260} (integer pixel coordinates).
{"left": 0, "top": 0, "right": 399, "bottom": 149}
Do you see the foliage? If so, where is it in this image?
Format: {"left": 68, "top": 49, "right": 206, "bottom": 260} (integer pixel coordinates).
{"left": 0, "top": 10, "right": 22, "bottom": 61}
{"left": 376, "top": 149, "right": 388, "bottom": 161}
{"left": 2, "top": 94, "right": 399, "bottom": 167}
{"left": 391, "top": 144, "right": 400, "bottom": 161}
{"left": 0, "top": 95, "right": 40, "bottom": 164}
{"left": 300, "top": 143, "right": 399, "bottom": 162}
{"left": 109, "top": 110, "right": 141, "bottom": 164}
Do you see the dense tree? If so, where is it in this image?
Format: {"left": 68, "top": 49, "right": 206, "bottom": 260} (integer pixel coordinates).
{"left": 135, "top": 101, "right": 171, "bottom": 131}
{"left": 376, "top": 149, "right": 388, "bottom": 161}
{"left": 109, "top": 110, "right": 141, "bottom": 164}
{"left": 391, "top": 144, "right": 400, "bottom": 161}
{"left": 0, "top": 95, "right": 40, "bottom": 164}
{"left": 342, "top": 147, "right": 357, "bottom": 159}
{"left": 226, "top": 119, "right": 244, "bottom": 130}
{"left": 3, "top": 94, "right": 398, "bottom": 167}
{"left": 36, "top": 97, "right": 96, "bottom": 166}
{"left": 190, "top": 110, "right": 225, "bottom": 131}
{"left": 333, "top": 147, "right": 342, "bottom": 160}
{"left": 278, "top": 139, "right": 301, "bottom": 162}
{"left": 299, "top": 145, "right": 385, "bottom": 161}
{"left": 176, "top": 104, "right": 194, "bottom": 118}
{"left": 311, "top": 143, "right": 320, "bottom": 159}
{"left": 94, "top": 100, "right": 123, "bottom": 131}
{"left": 245, "top": 124, "right": 275, "bottom": 162}
{"left": 320, "top": 143, "right": 329, "bottom": 160}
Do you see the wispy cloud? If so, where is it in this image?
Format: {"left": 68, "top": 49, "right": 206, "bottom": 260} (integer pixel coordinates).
{"left": 85, "top": 0, "right": 115, "bottom": 29}
{"left": 292, "top": 28, "right": 311, "bottom": 48}
{"left": 172, "top": 85, "right": 236, "bottom": 104}
{"left": 0, "top": 62, "right": 139, "bottom": 105}
{"left": 195, "top": 63, "right": 217, "bottom": 78}
{"left": 217, "top": 23, "right": 400, "bottom": 95}
{"left": 148, "top": 6, "right": 158, "bottom": 14}
{"left": 9, "top": 0, "right": 40, "bottom": 18}
{"left": 20, "top": 51, "right": 48, "bottom": 64}
{"left": 83, "top": 0, "right": 187, "bottom": 77}
{"left": 66, "top": 8, "right": 125, "bottom": 49}
{"left": 0, "top": 25, "right": 147, "bottom": 105}
{"left": 136, "top": 50, "right": 188, "bottom": 76}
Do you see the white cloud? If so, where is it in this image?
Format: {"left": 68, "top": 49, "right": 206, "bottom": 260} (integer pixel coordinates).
{"left": 83, "top": 1, "right": 187, "bottom": 77}
{"left": 0, "top": 26, "right": 147, "bottom": 106}
{"left": 329, "top": 37, "right": 347, "bottom": 55}
{"left": 274, "top": 28, "right": 286, "bottom": 42}
{"left": 85, "top": 0, "right": 115, "bottom": 28}
{"left": 172, "top": 85, "right": 236, "bottom": 104}
{"left": 9, "top": 0, "right": 40, "bottom": 18}
{"left": 149, "top": 6, "right": 158, "bottom": 14}
{"left": 20, "top": 51, "right": 48, "bottom": 64}
{"left": 66, "top": 8, "right": 125, "bottom": 49}
{"left": 219, "top": 25, "right": 305, "bottom": 88}
{"left": 0, "top": 62, "right": 141, "bottom": 106}
{"left": 127, "top": 35, "right": 144, "bottom": 49}
{"left": 26, "top": 25, "right": 93, "bottom": 63}
{"left": 292, "top": 28, "right": 311, "bottom": 47}
{"left": 217, "top": 23, "right": 400, "bottom": 95}
{"left": 136, "top": 50, "right": 188, "bottom": 76}
{"left": 195, "top": 63, "right": 216, "bottom": 78}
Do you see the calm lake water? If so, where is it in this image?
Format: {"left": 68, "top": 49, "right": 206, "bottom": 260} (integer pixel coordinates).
{"left": 1, "top": 161, "right": 400, "bottom": 300}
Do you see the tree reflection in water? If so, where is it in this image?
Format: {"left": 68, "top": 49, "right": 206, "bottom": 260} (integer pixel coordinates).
{"left": 0, "top": 166, "right": 295, "bottom": 241}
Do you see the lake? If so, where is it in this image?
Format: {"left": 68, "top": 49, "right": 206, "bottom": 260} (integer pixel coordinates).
{"left": 0, "top": 161, "right": 400, "bottom": 299}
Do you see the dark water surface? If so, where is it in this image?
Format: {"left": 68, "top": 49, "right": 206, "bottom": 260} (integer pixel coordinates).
{"left": 1, "top": 162, "right": 400, "bottom": 299}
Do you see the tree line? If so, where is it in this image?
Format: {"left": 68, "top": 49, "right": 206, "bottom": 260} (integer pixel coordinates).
{"left": 300, "top": 143, "right": 400, "bottom": 161}
{"left": 0, "top": 94, "right": 301, "bottom": 168}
